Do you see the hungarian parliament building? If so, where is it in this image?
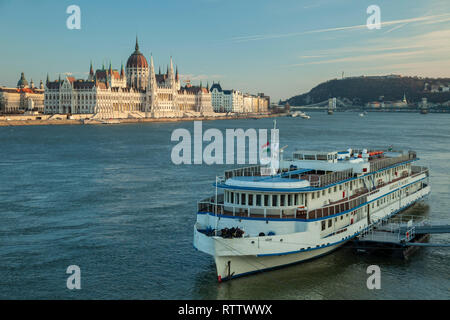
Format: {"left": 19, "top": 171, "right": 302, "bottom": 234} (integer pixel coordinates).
{"left": 44, "top": 38, "right": 214, "bottom": 118}
{"left": 1, "top": 38, "right": 269, "bottom": 117}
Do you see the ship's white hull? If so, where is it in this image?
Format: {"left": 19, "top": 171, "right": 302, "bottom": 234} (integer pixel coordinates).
{"left": 194, "top": 183, "right": 430, "bottom": 281}
{"left": 214, "top": 242, "right": 343, "bottom": 281}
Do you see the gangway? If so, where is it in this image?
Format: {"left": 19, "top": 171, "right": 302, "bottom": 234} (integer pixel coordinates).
{"left": 350, "top": 215, "right": 450, "bottom": 258}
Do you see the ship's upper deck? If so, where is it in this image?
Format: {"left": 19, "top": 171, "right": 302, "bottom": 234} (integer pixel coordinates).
{"left": 224, "top": 169, "right": 311, "bottom": 189}
{"left": 218, "top": 148, "right": 418, "bottom": 191}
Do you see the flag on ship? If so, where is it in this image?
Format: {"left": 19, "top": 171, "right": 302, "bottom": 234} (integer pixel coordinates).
{"left": 262, "top": 141, "right": 270, "bottom": 154}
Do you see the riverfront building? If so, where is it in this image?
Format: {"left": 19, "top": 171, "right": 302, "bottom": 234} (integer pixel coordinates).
{"left": 210, "top": 82, "right": 269, "bottom": 113}
{"left": 0, "top": 73, "right": 44, "bottom": 114}
{"left": 44, "top": 38, "right": 213, "bottom": 118}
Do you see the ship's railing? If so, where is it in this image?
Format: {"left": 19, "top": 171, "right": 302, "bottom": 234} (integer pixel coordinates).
{"left": 198, "top": 197, "right": 366, "bottom": 221}
{"left": 319, "top": 168, "right": 354, "bottom": 187}
{"left": 411, "top": 166, "right": 429, "bottom": 177}
{"left": 385, "top": 166, "right": 427, "bottom": 187}
{"left": 198, "top": 200, "right": 301, "bottom": 219}
{"left": 224, "top": 165, "right": 262, "bottom": 179}
{"left": 369, "top": 152, "right": 415, "bottom": 172}
{"left": 300, "top": 168, "right": 353, "bottom": 188}
{"left": 304, "top": 175, "right": 320, "bottom": 188}
{"left": 198, "top": 192, "right": 366, "bottom": 220}
{"left": 359, "top": 214, "right": 420, "bottom": 243}
{"left": 198, "top": 194, "right": 224, "bottom": 213}
{"left": 388, "top": 214, "right": 427, "bottom": 227}
{"left": 307, "top": 192, "right": 368, "bottom": 220}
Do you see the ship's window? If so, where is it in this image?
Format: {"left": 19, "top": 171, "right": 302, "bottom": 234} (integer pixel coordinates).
{"left": 312, "top": 192, "right": 315, "bottom": 200}
{"left": 272, "top": 195, "right": 278, "bottom": 207}
{"left": 341, "top": 215, "right": 343, "bottom": 220}
{"left": 328, "top": 219, "right": 332, "bottom": 228}
{"left": 248, "top": 194, "right": 253, "bottom": 206}
{"left": 321, "top": 221, "right": 326, "bottom": 231}
{"left": 334, "top": 186, "right": 337, "bottom": 192}
{"left": 256, "top": 194, "right": 261, "bottom": 206}
{"left": 317, "top": 191, "right": 320, "bottom": 198}
{"left": 288, "top": 194, "right": 292, "bottom": 206}
{"left": 230, "top": 192, "right": 234, "bottom": 204}
{"left": 328, "top": 188, "right": 332, "bottom": 194}
{"left": 339, "top": 185, "right": 343, "bottom": 191}
{"left": 294, "top": 194, "right": 298, "bottom": 205}
{"left": 322, "top": 190, "right": 325, "bottom": 196}
{"left": 264, "top": 194, "right": 269, "bottom": 206}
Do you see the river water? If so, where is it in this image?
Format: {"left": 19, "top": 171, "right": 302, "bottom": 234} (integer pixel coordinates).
{"left": 0, "top": 112, "right": 448, "bottom": 299}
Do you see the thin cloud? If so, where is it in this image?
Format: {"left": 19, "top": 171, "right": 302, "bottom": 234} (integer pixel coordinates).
{"left": 180, "top": 74, "right": 222, "bottom": 81}
{"left": 296, "top": 29, "right": 450, "bottom": 64}
{"left": 291, "top": 28, "right": 450, "bottom": 78}
{"left": 231, "top": 13, "right": 450, "bottom": 43}
{"left": 384, "top": 23, "right": 409, "bottom": 34}
{"left": 352, "top": 59, "right": 450, "bottom": 78}
{"left": 299, "top": 44, "right": 425, "bottom": 59}
{"left": 299, "top": 55, "right": 328, "bottom": 59}
{"left": 291, "top": 51, "right": 426, "bottom": 67}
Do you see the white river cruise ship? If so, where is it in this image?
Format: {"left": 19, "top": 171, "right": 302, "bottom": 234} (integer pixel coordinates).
{"left": 193, "top": 148, "right": 430, "bottom": 281}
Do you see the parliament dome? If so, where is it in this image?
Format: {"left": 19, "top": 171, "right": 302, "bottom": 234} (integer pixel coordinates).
{"left": 126, "top": 37, "right": 148, "bottom": 69}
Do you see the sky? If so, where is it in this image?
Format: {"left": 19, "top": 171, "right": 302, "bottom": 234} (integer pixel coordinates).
{"left": 0, "top": 0, "right": 449, "bottom": 102}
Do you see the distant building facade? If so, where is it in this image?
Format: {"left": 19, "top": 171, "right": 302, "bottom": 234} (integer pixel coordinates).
{"left": 424, "top": 81, "right": 450, "bottom": 93}
{"left": 44, "top": 38, "right": 213, "bottom": 117}
{"left": 255, "top": 93, "right": 270, "bottom": 113}
{"left": 0, "top": 72, "right": 44, "bottom": 114}
{"left": 210, "top": 82, "right": 242, "bottom": 113}
{"left": 367, "top": 93, "right": 409, "bottom": 108}
{"left": 210, "top": 82, "right": 269, "bottom": 113}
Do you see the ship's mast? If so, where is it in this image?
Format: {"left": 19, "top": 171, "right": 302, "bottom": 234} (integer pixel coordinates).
{"left": 270, "top": 120, "right": 279, "bottom": 175}
{"left": 215, "top": 176, "right": 218, "bottom": 236}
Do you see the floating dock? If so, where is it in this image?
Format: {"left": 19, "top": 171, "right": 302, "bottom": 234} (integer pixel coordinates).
{"left": 350, "top": 215, "right": 450, "bottom": 258}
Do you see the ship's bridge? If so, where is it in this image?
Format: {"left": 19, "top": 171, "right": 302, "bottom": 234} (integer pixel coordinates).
{"left": 285, "top": 148, "right": 415, "bottom": 175}
{"left": 286, "top": 149, "right": 390, "bottom": 175}
{"left": 292, "top": 151, "right": 339, "bottom": 162}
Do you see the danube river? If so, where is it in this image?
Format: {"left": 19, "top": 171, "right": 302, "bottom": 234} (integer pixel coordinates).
{"left": 0, "top": 112, "right": 449, "bottom": 299}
